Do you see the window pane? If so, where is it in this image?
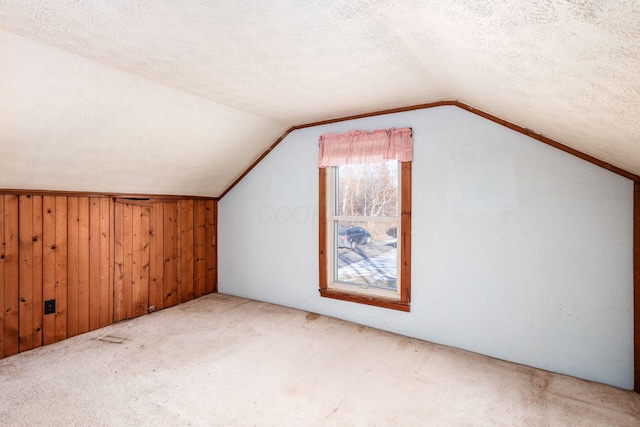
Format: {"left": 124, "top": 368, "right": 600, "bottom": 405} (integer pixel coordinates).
{"left": 337, "top": 161, "right": 399, "bottom": 217}
{"left": 334, "top": 220, "right": 398, "bottom": 290}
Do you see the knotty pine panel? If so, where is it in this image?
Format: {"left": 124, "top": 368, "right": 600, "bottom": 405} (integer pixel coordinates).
{"left": 204, "top": 199, "right": 217, "bottom": 294}
{"left": 163, "top": 203, "right": 179, "bottom": 308}
{"left": 149, "top": 203, "right": 165, "bottom": 311}
{"left": 18, "top": 195, "right": 43, "bottom": 352}
{"left": 178, "top": 199, "right": 194, "bottom": 303}
{"left": 2, "top": 195, "right": 19, "bottom": 357}
{"left": 193, "top": 200, "right": 206, "bottom": 298}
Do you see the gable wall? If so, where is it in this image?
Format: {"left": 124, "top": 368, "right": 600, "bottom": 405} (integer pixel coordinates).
{"left": 218, "top": 106, "right": 634, "bottom": 389}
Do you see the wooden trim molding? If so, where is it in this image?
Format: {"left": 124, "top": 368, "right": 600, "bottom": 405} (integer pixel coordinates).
{"left": 220, "top": 100, "right": 638, "bottom": 199}
{"left": 319, "top": 288, "right": 410, "bottom": 312}
{"left": 114, "top": 198, "right": 152, "bottom": 207}
{"left": 319, "top": 162, "right": 411, "bottom": 312}
{"left": 297, "top": 101, "right": 452, "bottom": 129}
{"left": 449, "top": 102, "right": 640, "bottom": 182}
{"left": 0, "top": 189, "right": 218, "bottom": 201}
{"left": 318, "top": 168, "right": 328, "bottom": 291}
{"left": 400, "top": 162, "right": 412, "bottom": 305}
{"left": 218, "top": 130, "right": 295, "bottom": 199}
{"left": 634, "top": 181, "right": 640, "bottom": 392}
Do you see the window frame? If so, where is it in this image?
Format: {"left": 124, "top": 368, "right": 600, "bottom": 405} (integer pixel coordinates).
{"left": 319, "top": 161, "right": 411, "bottom": 312}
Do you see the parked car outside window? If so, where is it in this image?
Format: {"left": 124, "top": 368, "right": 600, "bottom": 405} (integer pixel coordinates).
{"left": 338, "top": 226, "right": 372, "bottom": 248}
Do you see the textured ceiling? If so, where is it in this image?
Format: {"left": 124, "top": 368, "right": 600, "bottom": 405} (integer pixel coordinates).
{"left": 1, "top": 0, "right": 639, "bottom": 196}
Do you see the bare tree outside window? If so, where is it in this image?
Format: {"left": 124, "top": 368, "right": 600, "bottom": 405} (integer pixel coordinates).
{"left": 338, "top": 162, "right": 398, "bottom": 218}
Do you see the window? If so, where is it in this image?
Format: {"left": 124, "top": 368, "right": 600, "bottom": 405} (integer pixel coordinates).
{"left": 318, "top": 129, "right": 412, "bottom": 311}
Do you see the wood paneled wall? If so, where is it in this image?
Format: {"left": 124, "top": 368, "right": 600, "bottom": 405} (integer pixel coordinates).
{"left": 0, "top": 194, "right": 217, "bottom": 359}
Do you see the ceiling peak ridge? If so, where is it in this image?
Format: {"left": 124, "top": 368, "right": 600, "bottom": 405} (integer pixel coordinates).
{"left": 220, "top": 99, "right": 638, "bottom": 198}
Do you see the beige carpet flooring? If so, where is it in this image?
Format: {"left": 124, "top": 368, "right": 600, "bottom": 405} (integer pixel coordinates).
{"left": 0, "top": 293, "right": 639, "bottom": 426}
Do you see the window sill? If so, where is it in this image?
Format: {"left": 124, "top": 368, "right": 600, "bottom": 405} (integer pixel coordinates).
{"left": 319, "top": 288, "right": 410, "bottom": 312}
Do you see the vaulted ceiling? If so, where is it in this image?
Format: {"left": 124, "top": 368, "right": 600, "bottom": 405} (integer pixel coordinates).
{"left": 1, "top": 1, "right": 639, "bottom": 197}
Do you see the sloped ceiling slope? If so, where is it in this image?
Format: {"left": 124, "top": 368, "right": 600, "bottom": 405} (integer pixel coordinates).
{"left": 1, "top": 1, "right": 639, "bottom": 197}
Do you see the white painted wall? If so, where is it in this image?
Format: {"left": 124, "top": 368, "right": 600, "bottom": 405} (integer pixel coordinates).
{"left": 218, "top": 106, "right": 634, "bottom": 389}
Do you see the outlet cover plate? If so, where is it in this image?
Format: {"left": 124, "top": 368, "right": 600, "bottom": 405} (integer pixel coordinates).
{"left": 44, "top": 299, "right": 56, "bottom": 315}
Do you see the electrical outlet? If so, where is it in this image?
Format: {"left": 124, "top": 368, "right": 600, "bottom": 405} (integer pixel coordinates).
{"left": 44, "top": 299, "right": 56, "bottom": 315}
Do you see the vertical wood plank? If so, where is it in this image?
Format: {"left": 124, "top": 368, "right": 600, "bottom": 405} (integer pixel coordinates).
{"left": 18, "top": 195, "right": 34, "bottom": 352}
{"left": 163, "top": 203, "right": 178, "bottom": 308}
{"left": 113, "top": 202, "right": 125, "bottom": 322}
{"left": 77, "top": 197, "right": 90, "bottom": 334}
{"left": 131, "top": 205, "right": 141, "bottom": 317}
{"left": 67, "top": 197, "right": 79, "bottom": 338}
{"left": 32, "top": 195, "right": 43, "bottom": 349}
{"left": 149, "top": 204, "right": 164, "bottom": 310}
{"left": 204, "top": 199, "right": 217, "bottom": 294}
{"left": 130, "top": 205, "right": 149, "bottom": 318}
{"left": 42, "top": 196, "right": 56, "bottom": 346}
{"left": 179, "top": 200, "right": 194, "bottom": 303}
{"left": 3, "top": 195, "right": 19, "bottom": 356}
{"left": 148, "top": 204, "right": 157, "bottom": 309}
{"left": 123, "top": 204, "right": 133, "bottom": 320}
{"left": 54, "top": 197, "right": 68, "bottom": 343}
{"left": 0, "top": 196, "right": 5, "bottom": 358}
{"left": 193, "top": 200, "right": 206, "bottom": 298}
{"left": 141, "top": 205, "right": 150, "bottom": 315}
{"left": 89, "top": 198, "right": 101, "bottom": 331}
{"left": 99, "top": 197, "right": 112, "bottom": 328}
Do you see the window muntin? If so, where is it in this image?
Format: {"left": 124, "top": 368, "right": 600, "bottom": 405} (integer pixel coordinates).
{"left": 328, "top": 161, "right": 401, "bottom": 297}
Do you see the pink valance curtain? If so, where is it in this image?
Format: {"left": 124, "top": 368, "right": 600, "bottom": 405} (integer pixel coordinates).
{"left": 318, "top": 128, "right": 413, "bottom": 168}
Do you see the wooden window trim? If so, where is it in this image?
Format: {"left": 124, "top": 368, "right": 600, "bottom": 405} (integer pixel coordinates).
{"left": 634, "top": 180, "right": 640, "bottom": 392}
{"left": 318, "top": 162, "right": 411, "bottom": 312}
